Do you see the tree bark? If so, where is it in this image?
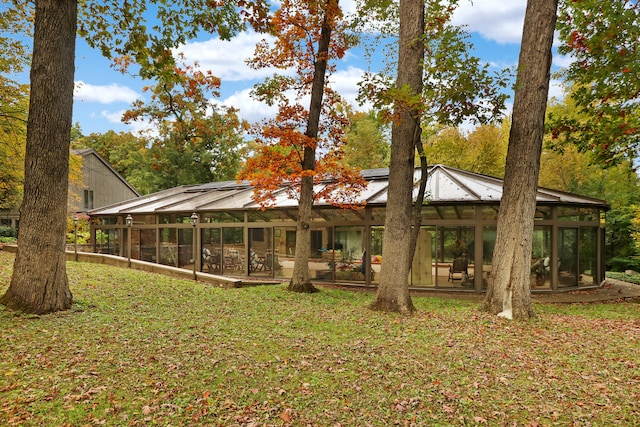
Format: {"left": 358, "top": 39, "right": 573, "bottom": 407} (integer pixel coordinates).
{"left": 1, "top": 0, "right": 77, "bottom": 313}
{"left": 482, "top": 0, "right": 558, "bottom": 320}
{"left": 370, "top": 0, "right": 424, "bottom": 314}
{"left": 288, "top": 0, "right": 336, "bottom": 293}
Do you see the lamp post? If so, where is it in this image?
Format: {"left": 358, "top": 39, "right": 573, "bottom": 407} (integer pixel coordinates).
{"left": 73, "top": 214, "right": 79, "bottom": 262}
{"left": 126, "top": 214, "right": 133, "bottom": 268}
{"left": 191, "top": 212, "right": 198, "bottom": 280}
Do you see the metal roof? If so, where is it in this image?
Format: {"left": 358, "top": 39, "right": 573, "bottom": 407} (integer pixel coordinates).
{"left": 88, "top": 164, "right": 609, "bottom": 216}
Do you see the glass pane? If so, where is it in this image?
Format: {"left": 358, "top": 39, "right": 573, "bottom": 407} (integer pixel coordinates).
{"left": 558, "top": 207, "right": 599, "bottom": 221}
{"left": 311, "top": 227, "right": 335, "bottom": 280}
{"left": 140, "top": 229, "right": 156, "bottom": 262}
{"left": 482, "top": 227, "right": 497, "bottom": 289}
{"left": 530, "top": 226, "right": 552, "bottom": 288}
{"left": 371, "top": 207, "right": 385, "bottom": 222}
{"left": 202, "top": 228, "right": 222, "bottom": 273}
{"left": 559, "top": 228, "right": 578, "bottom": 287}
{"left": 222, "top": 227, "right": 244, "bottom": 274}
{"left": 332, "top": 226, "right": 364, "bottom": 282}
{"left": 131, "top": 228, "right": 140, "bottom": 260}
{"left": 159, "top": 228, "right": 177, "bottom": 267}
{"left": 274, "top": 227, "right": 295, "bottom": 279}
{"left": 177, "top": 228, "right": 194, "bottom": 268}
{"left": 534, "top": 206, "right": 551, "bottom": 220}
{"left": 202, "top": 212, "right": 244, "bottom": 223}
{"left": 481, "top": 206, "right": 499, "bottom": 220}
{"left": 249, "top": 228, "right": 278, "bottom": 278}
{"left": 579, "top": 227, "right": 598, "bottom": 287}
{"left": 371, "top": 227, "right": 384, "bottom": 285}
{"left": 433, "top": 226, "right": 474, "bottom": 289}
{"left": 95, "top": 229, "right": 119, "bottom": 255}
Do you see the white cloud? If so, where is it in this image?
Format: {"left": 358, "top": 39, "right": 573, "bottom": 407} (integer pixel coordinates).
{"left": 74, "top": 81, "right": 140, "bottom": 104}
{"left": 95, "top": 109, "right": 156, "bottom": 137}
{"left": 223, "top": 65, "right": 372, "bottom": 126}
{"left": 222, "top": 88, "right": 279, "bottom": 125}
{"left": 553, "top": 53, "right": 573, "bottom": 70}
{"left": 548, "top": 78, "right": 566, "bottom": 102}
{"left": 452, "top": 0, "right": 526, "bottom": 44}
{"left": 99, "top": 109, "right": 125, "bottom": 124}
{"left": 328, "top": 66, "right": 368, "bottom": 107}
{"left": 176, "top": 32, "right": 283, "bottom": 82}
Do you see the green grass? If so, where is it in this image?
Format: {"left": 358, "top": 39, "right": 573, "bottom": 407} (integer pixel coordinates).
{"left": 1, "top": 250, "right": 640, "bottom": 426}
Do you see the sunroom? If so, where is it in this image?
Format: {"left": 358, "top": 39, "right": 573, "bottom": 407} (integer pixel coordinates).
{"left": 87, "top": 165, "right": 608, "bottom": 292}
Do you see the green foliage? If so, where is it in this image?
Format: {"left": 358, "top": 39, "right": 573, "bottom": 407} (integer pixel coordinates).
{"left": 357, "top": 0, "right": 510, "bottom": 129}
{"left": 0, "top": 225, "right": 16, "bottom": 238}
{"left": 342, "top": 109, "right": 390, "bottom": 169}
{"left": 541, "top": 92, "right": 640, "bottom": 266}
{"left": 552, "top": 1, "right": 640, "bottom": 165}
{"left": 0, "top": 83, "right": 28, "bottom": 209}
{"left": 77, "top": 1, "right": 266, "bottom": 79}
{"left": 423, "top": 123, "right": 508, "bottom": 176}
{"left": 65, "top": 214, "right": 91, "bottom": 245}
{"left": 607, "top": 257, "right": 640, "bottom": 274}
{"left": 75, "top": 130, "right": 156, "bottom": 194}
{"left": 1, "top": 252, "right": 640, "bottom": 425}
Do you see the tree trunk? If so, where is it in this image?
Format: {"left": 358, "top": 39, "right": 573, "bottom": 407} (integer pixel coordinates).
{"left": 482, "top": 0, "right": 558, "bottom": 320}
{"left": 288, "top": 0, "right": 336, "bottom": 293}
{"left": 1, "top": 0, "right": 77, "bottom": 313}
{"left": 370, "top": 0, "right": 424, "bottom": 314}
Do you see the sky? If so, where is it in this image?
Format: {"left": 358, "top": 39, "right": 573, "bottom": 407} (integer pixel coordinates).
{"left": 71, "top": 0, "right": 568, "bottom": 136}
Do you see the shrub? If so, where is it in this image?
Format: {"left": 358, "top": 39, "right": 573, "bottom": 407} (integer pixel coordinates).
{"left": 0, "top": 226, "right": 17, "bottom": 238}
{"left": 607, "top": 256, "right": 640, "bottom": 273}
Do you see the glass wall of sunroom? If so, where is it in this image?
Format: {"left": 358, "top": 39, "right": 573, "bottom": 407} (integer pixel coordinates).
{"left": 90, "top": 203, "right": 605, "bottom": 292}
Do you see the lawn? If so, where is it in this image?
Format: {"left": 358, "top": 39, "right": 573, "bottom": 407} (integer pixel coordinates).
{"left": 1, "top": 251, "right": 639, "bottom": 426}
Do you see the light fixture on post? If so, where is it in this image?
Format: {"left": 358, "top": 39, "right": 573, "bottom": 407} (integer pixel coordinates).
{"left": 73, "top": 214, "right": 79, "bottom": 262}
{"left": 190, "top": 212, "right": 198, "bottom": 280}
{"left": 125, "top": 214, "right": 133, "bottom": 268}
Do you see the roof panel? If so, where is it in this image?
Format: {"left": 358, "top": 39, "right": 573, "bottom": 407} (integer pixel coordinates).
{"left": 88, "top": 165, "right": 608, "bottom": 217}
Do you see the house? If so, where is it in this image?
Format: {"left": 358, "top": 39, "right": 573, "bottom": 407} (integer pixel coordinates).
{"left": 0, "top": 148, "right": 140, "bottom": 230}
{"left": 87, "top": 165, "right": 608, "bottom": 293}
{"left": 68, "top": 148, "right": 140, "bottom": 214}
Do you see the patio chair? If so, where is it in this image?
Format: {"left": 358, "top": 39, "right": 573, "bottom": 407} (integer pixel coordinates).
{"left": 448, "top": 256, "right": 468, "bottom": 282}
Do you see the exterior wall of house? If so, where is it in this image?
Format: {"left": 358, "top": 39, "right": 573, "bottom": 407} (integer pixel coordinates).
{"left": 68, "top": 152, "right": 139, "bottom": 213}
{"left": 90, "top": 203, "right": 607, "bottom": 293}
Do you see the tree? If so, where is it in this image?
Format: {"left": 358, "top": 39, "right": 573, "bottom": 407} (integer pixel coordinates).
{"left": 423, "top": 123, "right": 508, "bottom": 176}
{"left": 342, "top": 109, "right": 390, "bottom": 169}
{"left": 75, "top": 130, "right": 156, "bottom": 194}
{"left": 549, "top": 0, "right": 640, "bottom": 166}
{"left": 1, "top": 0, "right": 77, "bottom": 313}
{"left": 363, "top": 0, "right": 509, "bottom": 313}
{"left": 0, "top": 4, "right": 31, "bottom": 210}
{"left": 239, "top": 0, "right": 366, "bottom": 293}
{"left": 2, "top": 0, "right": 265, "bottom": 313}
{"left": 542, "top": 92, "right": 640, "bottom": 269}
{"left": 369, "top": 0, "right": 424, "bottom": 314}
{"left": 0, "top": 87, "right": 28, "bottom": 209}
{"left": 123, "top": 59, "right": 245, "bottom": 191}
{"left": 482, "top": 0, "right": 558, "bottom": 320}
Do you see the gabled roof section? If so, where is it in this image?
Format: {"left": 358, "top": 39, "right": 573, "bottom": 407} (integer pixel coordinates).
{"left": 88, "top": 164, "right": 608, "bottom": 216}
{"left": 73, "top": 148, "right": 141, "bottom": 197}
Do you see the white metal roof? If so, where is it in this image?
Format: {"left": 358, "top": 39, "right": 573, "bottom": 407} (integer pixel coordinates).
{"left": 88, "top": 164, "right": 608, "bottom": 216}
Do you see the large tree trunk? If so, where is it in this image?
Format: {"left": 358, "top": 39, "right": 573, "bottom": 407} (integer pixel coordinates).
{"left": 1, "top": 0, "right": 77, "bottom": 313}
{"left": 482, "top": 0, "right": 558, "bottom": 320}
{"left": 288, "top": 0, "right": 336, "bottom": 293}
{"left": 370, "top": 0, "right": 424, "bottom": 314}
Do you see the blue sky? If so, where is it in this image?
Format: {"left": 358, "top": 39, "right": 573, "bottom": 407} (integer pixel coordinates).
{"left": 71, "top": 0, "right": 569, "bottom": 136}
